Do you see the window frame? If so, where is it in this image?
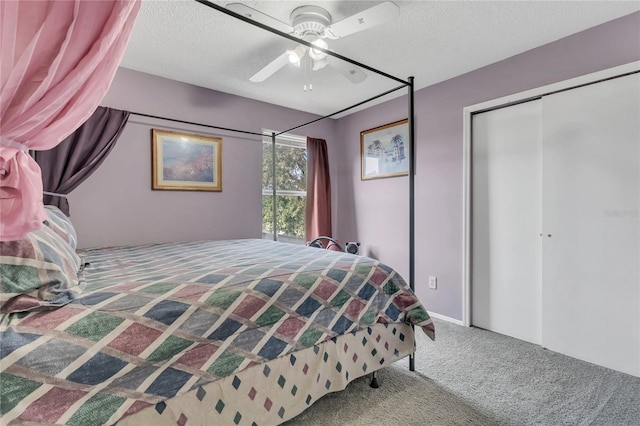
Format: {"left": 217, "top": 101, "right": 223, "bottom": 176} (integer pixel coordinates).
{"left": 262, "top": 130, "right": 307, "bottom": 243}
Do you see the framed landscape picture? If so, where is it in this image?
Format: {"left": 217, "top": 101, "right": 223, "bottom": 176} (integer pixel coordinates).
{"left": 152, "top": 129, "right": 222, "bottom": 191}
{"left": 360, "top": 119, "right": 409, "bottom": 180}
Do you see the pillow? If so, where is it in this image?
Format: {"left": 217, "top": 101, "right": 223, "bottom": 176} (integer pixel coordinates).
{"left": 0, "top": 223, "right": 84, "bottom": 313}
{"left": 43, "top": 205, "right": 78, "bottom": 249}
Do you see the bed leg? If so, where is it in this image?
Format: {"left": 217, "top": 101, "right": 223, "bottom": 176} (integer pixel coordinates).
{"left": 409, "top": 353, "right": 415, "bottom": 372}
{"left": 369, "top": 371, "right": 380, "bottom": 388}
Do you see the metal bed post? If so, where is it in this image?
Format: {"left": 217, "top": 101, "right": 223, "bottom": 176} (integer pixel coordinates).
{"left": 408, "top": 76, "right": 416, "bottom": 372}
{"left": 271, "top": 132, "right": 278, "bottom": 241}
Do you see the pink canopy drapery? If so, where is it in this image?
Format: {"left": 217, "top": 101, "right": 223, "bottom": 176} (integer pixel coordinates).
{"left": 0, "top": 0, "right": 140, "bottom": 241}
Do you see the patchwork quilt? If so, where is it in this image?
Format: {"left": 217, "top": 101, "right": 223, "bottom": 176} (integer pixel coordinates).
{"left": 0, "top": 239, "right": 434, "bottom": 425}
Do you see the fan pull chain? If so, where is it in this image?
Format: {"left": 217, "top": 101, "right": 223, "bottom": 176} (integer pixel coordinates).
{"left": 309, "top": 55, "right": 313, "bottom": 91}
{"left": 303, "top": 54, "right": 312, "bottom": 92}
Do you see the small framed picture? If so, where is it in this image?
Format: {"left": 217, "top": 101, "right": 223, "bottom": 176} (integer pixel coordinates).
{"left": 152, "top": 129, "right": 222, "bottom": 191}
{"left": 360, "top": 119, "right": 409, "bottom": 180}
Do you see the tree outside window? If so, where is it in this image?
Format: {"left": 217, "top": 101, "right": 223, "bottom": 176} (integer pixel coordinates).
{"left": 262, "top": 133, "right": 307, "bottom": 244}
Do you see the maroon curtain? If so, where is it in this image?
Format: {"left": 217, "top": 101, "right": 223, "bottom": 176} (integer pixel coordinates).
{"left": 35, "top": 107, "right": 129, "bottom": 216}
{"left": 305, "top": 137, "right": 332, "bottom": 240}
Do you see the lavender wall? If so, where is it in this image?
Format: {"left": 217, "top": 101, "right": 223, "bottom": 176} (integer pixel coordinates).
{"left": 68, "top": 68, "right": 336, "bottom": 248}
{"left": 334, "top": 12, "right": 640, "bottom": 321}
{"left": 69, "top": 12, "right": 639, "bottom": 320}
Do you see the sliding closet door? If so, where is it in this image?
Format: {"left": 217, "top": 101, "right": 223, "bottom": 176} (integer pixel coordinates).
{"left": 471, "top": 100, "right": 542, "bottom": 345}
{"left": 541, "top": 73, "right": 640, "bottom": 376}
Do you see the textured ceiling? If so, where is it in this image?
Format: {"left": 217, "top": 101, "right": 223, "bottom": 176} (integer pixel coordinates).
{"left": 120, "top": 1, "right": 640, "bottom": 117}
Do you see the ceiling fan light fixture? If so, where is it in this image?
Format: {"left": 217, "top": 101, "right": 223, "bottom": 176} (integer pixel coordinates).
{"left": 286, "top": 50, "right": 299, "bottom": 65}
{"left": 312, "top": 58, "right": 328, "bottom": 71}
{"left": 309, "top": 38, "right": 329, "bottom": 61}
{"left": 286, "top": 45, "right": 306, "bottom": 66}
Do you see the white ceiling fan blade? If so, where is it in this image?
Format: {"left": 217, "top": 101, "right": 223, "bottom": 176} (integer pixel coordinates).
{"left": 250, "top": 52, "right": 290, "bottom": 83}
{"left": 327, "top": 57, "right": 367, "bottom": 84}
{"left": 325, "top": 1, "right": 400, "bottom": 39}
{"left": 226, "top": 3, "right": 294, "bottom": 34}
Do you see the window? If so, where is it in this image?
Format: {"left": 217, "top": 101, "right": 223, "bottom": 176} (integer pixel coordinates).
{"left": 262, "top": 132, "right": 307, "bottom": 244}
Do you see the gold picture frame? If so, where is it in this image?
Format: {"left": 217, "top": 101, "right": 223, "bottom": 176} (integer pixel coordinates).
{"left": 360, "top": 119, "right": 409, "bottom": 180}
{"left": 152, "top": 129, "right": 222, "bottom": 191}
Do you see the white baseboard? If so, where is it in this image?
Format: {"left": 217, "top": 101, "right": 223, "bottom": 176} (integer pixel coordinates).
{"left": 428, "top": 312, "right": 465, "bottom": 326}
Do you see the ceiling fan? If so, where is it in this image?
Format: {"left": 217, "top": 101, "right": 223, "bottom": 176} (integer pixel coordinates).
{"left": 226, "top": 2, "right": 400, "bottom": 85}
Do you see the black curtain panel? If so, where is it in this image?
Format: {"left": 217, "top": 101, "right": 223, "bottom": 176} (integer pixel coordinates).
{"left": 35, "top": 107, "right": 129, "bottom": 215}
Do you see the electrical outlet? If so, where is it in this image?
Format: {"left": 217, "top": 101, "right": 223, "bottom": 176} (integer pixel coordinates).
{"left": 428, "top": 276, "right": 437, "bottom": 290}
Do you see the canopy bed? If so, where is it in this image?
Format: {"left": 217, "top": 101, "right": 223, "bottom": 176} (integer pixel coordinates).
{"left": 0, "top": 1, "right": 432, "bottom": 425}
